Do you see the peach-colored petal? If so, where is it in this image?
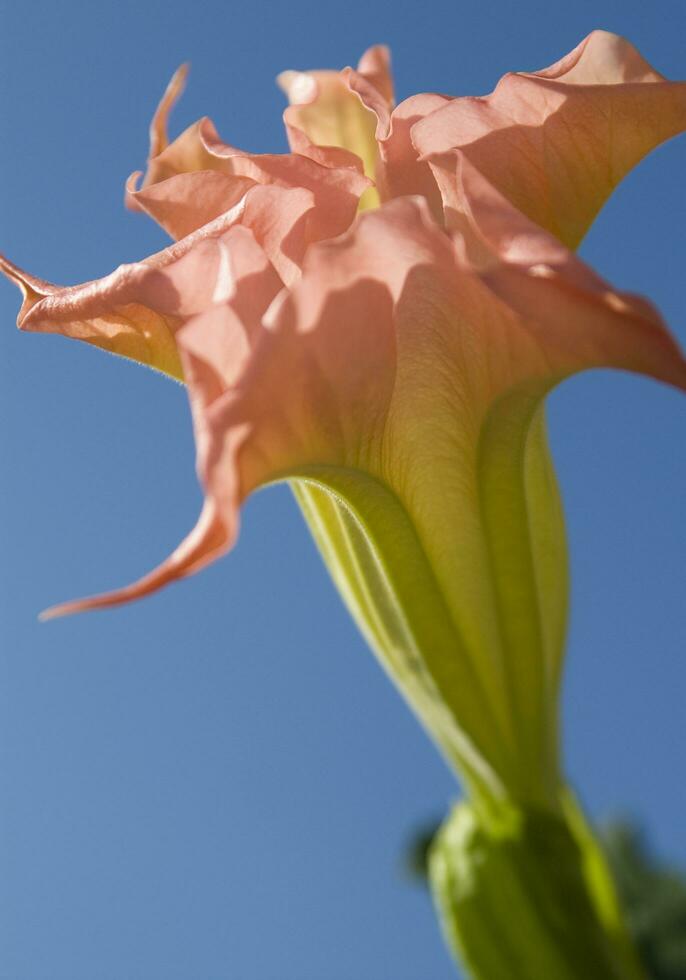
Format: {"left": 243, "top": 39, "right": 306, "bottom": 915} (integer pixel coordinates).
{"left": 234, "top": 184, "right": 318, "bottom": 288}
{"left": 128, "top": 66, "right": 371, "bottom": 242}
{"left": 131, "top": 179, "right": 317, "bottom": 288}
{"left": 130, "top": 169, "right": 361, "bottom": 288}
{"left": 43, "top": 267, "right": 281, "bottom": 617}
{"left": 0, "top": 250, "right": 183, "bottom": 379}
{"left": 449, "top": 156, "right": 686, "bottom": 388}
{"left": 197, "top": 120, "right": 370, "bottom": 237}
{"left": 131, "top": 119, "right": 215, "bottom": 192}
{"left": 278, "top": 45, "right": 394, "bottom": 208}
{"left": 42, "top": 227, "right": 281, "bottom": 621}
{"left": 342, "top": 58, "right": 393, "bottom": 142}
{"left": 128, "top": 116, "right": 368, "bottom": 247}
{"left": 0, "top": 202, "right": 285, "bottom": 379}
{"left": 0, "top": 255, "right": 60, "bottom": 321}
{"left": 412, "top": 30, "right": 686, "bottom": 248}
{"left": 40, "top": 305, "right": 259, "bottom": 619}
{"left": 45, "top": 191, "right": 686, "bottom": 619}
{"left": 40, "top": 501, "right": 233, "bottom": 620}
{"left": 133, "top": 63, "right": 368, "bottom": 193}
{"left": 377, "top": 92, "right": 451, "bottom": 217}
{"left": 357, "top": 44, "right": 394, "bottom": 103}
{"left": 127, "top": 170, "right": 256, "bottom": 240}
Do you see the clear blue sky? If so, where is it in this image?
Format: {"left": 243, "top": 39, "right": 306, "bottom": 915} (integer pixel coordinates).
{"left": 1, "top": 1, "right": 684, "bottom": 977}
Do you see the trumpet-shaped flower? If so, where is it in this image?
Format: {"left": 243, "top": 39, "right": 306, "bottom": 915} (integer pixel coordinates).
{"left": 2, "top": 31, "right": 685, "bottom": 813}
{"left": 3, "top": 30, "right": 686, "bottom": 979}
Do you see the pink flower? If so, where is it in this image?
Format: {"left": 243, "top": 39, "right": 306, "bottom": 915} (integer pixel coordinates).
{"left": 2, "top": 32, "right": 685, "bottom": 803}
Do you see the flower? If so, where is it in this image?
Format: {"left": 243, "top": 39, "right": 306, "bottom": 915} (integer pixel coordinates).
{"left": 2, "top": 32, "right": 685, "bottom": 809}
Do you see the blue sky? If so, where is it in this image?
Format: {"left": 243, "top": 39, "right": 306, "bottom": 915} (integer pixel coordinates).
{"left": 1, "top": 1, "right": 685, "bottom": 977}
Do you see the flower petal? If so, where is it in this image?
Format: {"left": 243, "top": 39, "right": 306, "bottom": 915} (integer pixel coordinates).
{"left": 128, "top": 117, "right": 368, "bottom": 243}
{"left": 412, "top": 30, "right": 686, "bottom": 248}
{"left": 446, "top": 155, "right": 686, "bottom": 388}
{"left": 197, "top": 122, "right": 370, "bottom": 236}
{"left": 135, "top": 63, "right": 368, "bottom": 188}
{"left": 44, "top": 191, "right": 686, "bottom": 612}
{"left": 377, "top": 92, "right": 451, "bottom": 217}
{"left": 0, "top": 201, "right": 284, "bottom": 378}
{"left": 131, "top": 180, "right": 318, "bottom": 288}
{"left": 0, "top": 251, "right": 184, "bottom": 379}
{"left": 278, "top": 45, "right": 394, "bottom": 208}
{"left": 42, "top": 236, "right": 283, "bottom": 618}
{"left": 128, "top": 67, "right": 370, "bottom": 236}
{"left": 357, "top": 44, "right": 394, "bottom": 104}
{"left": 126, "top": 170, "right": 256, "bottom": 241}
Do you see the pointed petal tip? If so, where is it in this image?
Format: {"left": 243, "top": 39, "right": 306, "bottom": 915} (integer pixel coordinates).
{"left": 38, "top": 590, "right": 136, "bottom": 621}
{"left": 37, "top": 582, "right": 161, "bottom": 621}
{"left": 38, "top": 605, "right": 67, "bottom": 623}
{"left": 360, "top": 43, "right": 391, "bottom": 61}
{"left": 162, "top": 62, "right": 190, "bottom": 98}
{"left": 356, "top": 44, "right": 394, "bottom": 104}
{"left": 38, "top": 590, "right": 115, "bottom": 620}
{"left": 0, "top": 252, "right": 35, "bottom": 290}
{"left": 0, "top": 252, "right": 56, "bottom": 320}
{"left": 124, "top": 170, "right": 144, "bottom": 210}
{"left": 125, "top": 170, "right": 143, "bottom": 193}
{"left": 38, "top": 588, "right": 148, "bottom": 620}
{"left": 357, "top": 43, "right": 392, "bottom": 75}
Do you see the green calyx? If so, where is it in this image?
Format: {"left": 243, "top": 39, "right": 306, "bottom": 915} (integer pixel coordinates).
{"left": 429, "top": 792, "right": 646, "bottom": 980}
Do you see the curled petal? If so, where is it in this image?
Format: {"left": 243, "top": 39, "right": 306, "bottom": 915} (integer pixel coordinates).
{"left": 198, "top": 121, "right": 370, "bottom": 236}
{"left": 128, "top": 66, "right": 370, "bottom": 243}
{"left": 45, "top": 191, "right": 686, "bottom": 607}
{"left": 448, "top": 155, "right": 686, "bottom": 389}
{"left": 127, "top": 170, "right": 255, "bottom": 240}
{"left": 130, "top": 118, "right": 218, "bottom": 192}
{"left": 357, "top": 44, "right": 394, "bottom": 103}
{"left": 342, "top": 57, "right": 393, "bottom": 142}
{"left": 233, "top": 184, "right": 320, "bottom": 287}
{"left": 131, "top": 180, "right": 318, "bottom": 287}
{"left": 377, "top": 92, "right": 451, "bottom": 216}
{"left": 0, "top": 250, "right": 183, "bottom": 379}
{"left": 42, "top": 243, "right": 283, "bottom": 618}
{"left": 0, "top": 204, "right": 285, "bottom": 378}
{"left": 412, "top": 30, "right": 686, "bottom": 248}
{"left": 128, "top": 116, "right": 368, "bottom": 246}
{"left": 0, "top": 255, "right": 60, "bottom": 320}
{"left": 129, "top": 64, "right": 208, "bottom": 194}
{"left": 278, "top": 45, "right": 394, "bottom": 208}
{"left": 41, "top": 500, "right": 234, "bottom": 620}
